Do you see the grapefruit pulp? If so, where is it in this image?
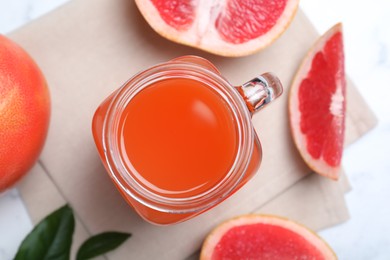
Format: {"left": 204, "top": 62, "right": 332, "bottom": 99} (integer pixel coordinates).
{"left": 289, "top": 23, "right": 346, "bottom": 180}
{"left": 135, "top": 0, "right": 300, "bottom": 57}
{"left": 200, "top": 214, "right": 336, "bottom": 259}
{"left": 0, "top": 35, "right": 50, "bottom": 192}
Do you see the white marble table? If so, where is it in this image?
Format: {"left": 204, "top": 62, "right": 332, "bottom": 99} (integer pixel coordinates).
{"left": 1, "top": 0, "right": 389, "bottom": 259}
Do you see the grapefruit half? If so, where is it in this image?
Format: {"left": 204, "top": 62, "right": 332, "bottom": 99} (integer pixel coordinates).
{"left": 289, "top": 23, "right": 346, "bottom": 180}
{"left": 135, "top": 0, "right": 300, "bottom": 57}
{"left": 200, "top": 214, "right": 336, "bottom": 259}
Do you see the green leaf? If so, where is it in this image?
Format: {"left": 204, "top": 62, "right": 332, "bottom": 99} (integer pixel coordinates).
{"left": 76, "top": 232, "right": 131, "bottom": 260}
{"left": 15, "top": 204, "right": 75, "bottom": 260}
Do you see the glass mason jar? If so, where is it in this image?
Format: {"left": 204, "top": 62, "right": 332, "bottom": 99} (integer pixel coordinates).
{"left": 92, "top": 56, "right": 283, "bottom": 225}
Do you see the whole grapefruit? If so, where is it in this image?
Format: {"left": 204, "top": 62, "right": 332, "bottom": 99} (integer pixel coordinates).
{"left": 0, "top": 35, "right": 50, "bottom": 192}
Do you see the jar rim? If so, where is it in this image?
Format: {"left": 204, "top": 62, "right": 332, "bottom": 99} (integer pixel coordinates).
{"left": 102, "top": 61, "right": 254, "bottom": 214}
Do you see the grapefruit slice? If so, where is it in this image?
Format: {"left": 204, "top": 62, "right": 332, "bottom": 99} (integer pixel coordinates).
{"left": 135, "top": 0, "right": 300, "bottom": 57}
{"left": 289, "top": 23, "right": 346, "bottom": 180}
{"left": 200, "top": 215, "right": 336, "bottom": 259}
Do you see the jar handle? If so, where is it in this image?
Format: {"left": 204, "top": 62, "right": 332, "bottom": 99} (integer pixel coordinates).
{"left": 236, "top": 73, "right": 283, "bottom": 114}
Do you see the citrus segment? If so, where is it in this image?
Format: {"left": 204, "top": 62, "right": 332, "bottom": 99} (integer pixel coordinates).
{"left": 150, "top": 0, "right": 195, "bottom": 30}
{"left": 289, "top": 23, "right": 345, "bottom": 180}
{"left": 200, "top": 215, "right": 336, "bottom": 260}
{"left": 215, "top": 0, "right": 289, "bottom": 44}
{"left": 135, "top": 0, "right": 300, "bottom": 57}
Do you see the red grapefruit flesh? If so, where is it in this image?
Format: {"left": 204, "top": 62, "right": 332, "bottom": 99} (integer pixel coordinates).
{"left": 200, "top": 215, "right": 336, "bottom": 260}
{"left": 289, "top": 23, "right": 346, "bottom": 180}
{"left": 149, "top": 0, "right": 195, "bottom": 31}
{"left": 135, "top": 0, "right": 300, "bottom": 57}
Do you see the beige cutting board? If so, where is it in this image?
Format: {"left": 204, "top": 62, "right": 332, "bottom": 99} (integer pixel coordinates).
{"left": 10, "top": 0, "right": 376, "bottom": 259}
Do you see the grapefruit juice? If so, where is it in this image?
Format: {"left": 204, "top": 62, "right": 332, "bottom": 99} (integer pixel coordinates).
{"left": 118, "top": 78, "right": 238, "bottom": 198}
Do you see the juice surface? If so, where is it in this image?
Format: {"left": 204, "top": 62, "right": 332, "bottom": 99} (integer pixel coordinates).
{"left": 118, "top": 77, "right": 238, "bottom": 198}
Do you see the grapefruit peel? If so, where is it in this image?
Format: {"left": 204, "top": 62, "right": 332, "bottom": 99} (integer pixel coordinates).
{"left": 289, "top": 23, "right": 346, "bottom": 180}
{"left": 0, "top": 35, "right": 50, "bottom": 192}
{"left": 200, "top": 214, "right": 336, "bottom": 260}
{"left": 135, "top": 0, "right": 300, "bottom": 57}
